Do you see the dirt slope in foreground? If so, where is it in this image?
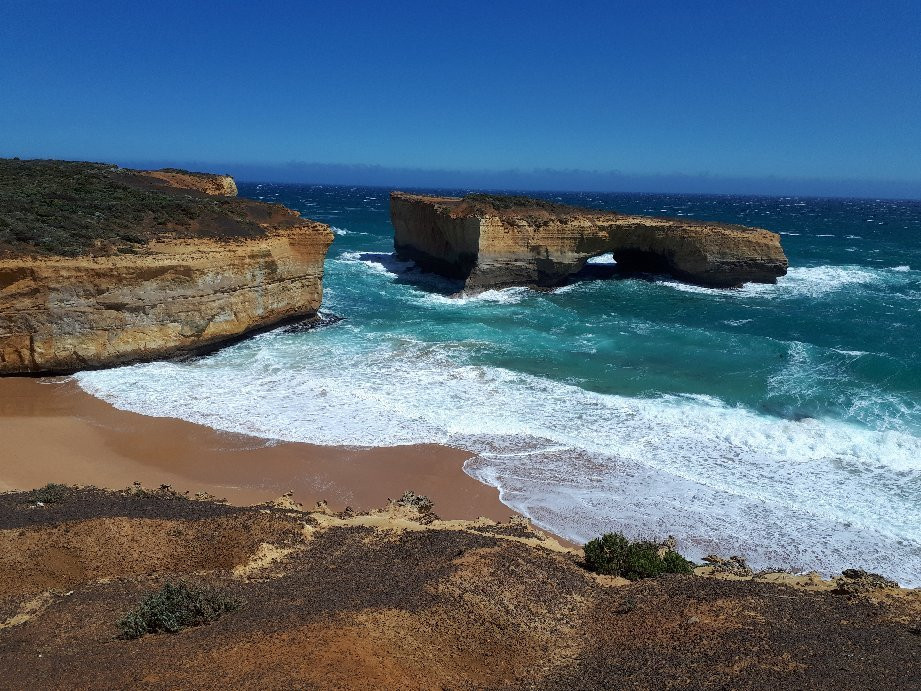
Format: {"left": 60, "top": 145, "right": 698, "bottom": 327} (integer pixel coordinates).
{"left": 0, "top": 487, "right": 918, "bottom": 690}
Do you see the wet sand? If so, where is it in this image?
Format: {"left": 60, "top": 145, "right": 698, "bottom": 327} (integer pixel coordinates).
{"left": 0, "top": 377, "right": 516, "bottom": 522}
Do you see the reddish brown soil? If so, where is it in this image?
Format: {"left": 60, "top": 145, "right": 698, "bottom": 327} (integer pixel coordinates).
{"left": 0, "top": 488, "right": 918, "bottom": 690}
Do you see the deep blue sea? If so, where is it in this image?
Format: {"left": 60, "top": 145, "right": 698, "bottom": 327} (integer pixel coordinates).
{"left": 76, "top": 185, "right": 921, "bottom": 584}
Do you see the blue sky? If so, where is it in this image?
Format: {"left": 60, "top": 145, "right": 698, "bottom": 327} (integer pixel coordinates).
{"left": 2, "top": 1, "right": 919, "bottom": 196}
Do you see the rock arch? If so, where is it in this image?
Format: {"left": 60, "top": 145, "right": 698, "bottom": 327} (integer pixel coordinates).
{"left": 391, "top": 192, "right": 787, "bottom": 290}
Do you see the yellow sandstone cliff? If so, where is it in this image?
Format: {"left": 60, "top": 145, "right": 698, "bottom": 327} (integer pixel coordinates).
{"left": 391, "top": 191, "right": 788, "bottom": 289}
{"left": 0, "top": 164, "right": 332, "bottom": 374}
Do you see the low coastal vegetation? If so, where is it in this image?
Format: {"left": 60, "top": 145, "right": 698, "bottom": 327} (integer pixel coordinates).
{"left": 122, "top": 481, "right": 224, "bottom": 503}
{"left": 21, "top": 482, "right": 71, "bottom": 505}
{"left": 117, "top": 581, "right": 240, "bottom": 640}
{"left": 462, "top": 193, "right": 574, "bottom": 214}
{"left": 583, "top": 532, "right": 695, "bottom": 580}
{"left": 0, "top": 158, "right": 254, "bottom": 257}
{"left": 18, "top": 482, "right": 223, "bottom": 507}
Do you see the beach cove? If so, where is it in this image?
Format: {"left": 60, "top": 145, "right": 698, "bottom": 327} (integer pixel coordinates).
{"left": 0, "top": 377, "right": 511, "bottom": 523}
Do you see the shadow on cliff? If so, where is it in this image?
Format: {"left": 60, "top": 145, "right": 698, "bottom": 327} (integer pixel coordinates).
{"left": 351, "top": 251, "right": 714, "bottom": 296}
{"left": 561, "top": 253, "right": 699, "bottom": 288}
{"left": 349, "top": 252, "right": 466, "bottom": 295}
{"left": 558, "top": 256, "right": 747, "bottom": 291}
{"left": 564, "top": 261, "right": 624, "bottom": 285}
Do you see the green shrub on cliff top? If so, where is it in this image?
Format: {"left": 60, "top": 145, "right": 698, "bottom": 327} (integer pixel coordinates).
{"left": 463, "top": 193, "right": 571, "bottom": 213}
{"left": 117, "top": 581, "right": 240, "bottom": 640}
{"left": 0, "top": 158, "right": 254, "bottom": 257}
{"left": 583, "top": 532, "right": 694, "bottom": 580}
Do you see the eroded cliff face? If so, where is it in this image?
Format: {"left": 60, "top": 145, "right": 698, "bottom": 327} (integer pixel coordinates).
{"left": 0, "top": 165, "right": 332, "bottom": 375}
{"left": 391, "top": 192, "right": 788, "bottom": 290}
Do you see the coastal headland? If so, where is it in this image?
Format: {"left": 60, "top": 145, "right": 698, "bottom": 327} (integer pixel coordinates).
{"left": 0, "top": 160, "right": 333, "bottom": 375}
{"left": 391, "top": 191, "right": 788, "bottom": 290}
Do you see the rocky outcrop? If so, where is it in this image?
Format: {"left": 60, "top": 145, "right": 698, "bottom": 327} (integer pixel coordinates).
{"left": 139, "top": 169, "right": 238, "bottom": 197}
{"left": 391, "top": 192, "right": 788, "bottom": 289}
{"left": 0, "top": 164, "right": 332, "bottom": 374}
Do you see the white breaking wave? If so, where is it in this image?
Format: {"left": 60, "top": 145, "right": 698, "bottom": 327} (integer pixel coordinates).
{"left": 661, "top": 264, "right": 914, "bottom": 299}
{"left": 771, "top": 265, "right": 882, "bottom": 297}
{"left": 336, "top": 251, "right": 415, "bottom": 277}
{"left": 586, "top": 253, "right": 616, "bottom": 265}
{"left": 75, "top": 335, "right": 921, "bottom": 585}
{"left": 331, "top": 226, "right": 369, "bottom": 236}
{"left": 417, "top": 287, "right": 531, "bottom": 307}
{"left": 334, "top": 251, "right": 530, "bottom": 305}
{"left": 551, "top": 284, "right": 581, "bottom": 294}
{"left": 658, "top": 281, "right": 734, "bottom": 296}
{"left": 337, "top": 250, "right": 915, "bottom": 307}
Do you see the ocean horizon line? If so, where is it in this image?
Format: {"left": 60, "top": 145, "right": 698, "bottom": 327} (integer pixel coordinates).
{"left": 4, "top": 153, "right": 918, "bottom": 201}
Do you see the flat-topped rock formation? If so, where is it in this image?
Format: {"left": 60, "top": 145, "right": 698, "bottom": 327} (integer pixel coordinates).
{"left": 0, "top": 159, "right": 333, "bottom": 374}
{"left": 391, "top": 192, "right": 788, "bottom": 290}
{"left": 135, "top": 168, "right": 239, "bottom": 197}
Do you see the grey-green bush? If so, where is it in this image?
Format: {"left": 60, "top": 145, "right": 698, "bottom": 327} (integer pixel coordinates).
{"left": 118, "top": 582, "right": 240, "bottom": 640}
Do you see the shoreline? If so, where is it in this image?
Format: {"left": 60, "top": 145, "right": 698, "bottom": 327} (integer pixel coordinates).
{"left": 0, "top": 376, "right": 521, "bottom": 526}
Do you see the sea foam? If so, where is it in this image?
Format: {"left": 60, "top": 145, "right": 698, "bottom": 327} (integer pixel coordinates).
{"left": 75, "top": 334, "right": 921, "bottom": 585}
{"left": 416, "top": 287, "right": 531, "bottom": 307}
{"left": 659, "top": 264, "right": 914, "bottom": 300}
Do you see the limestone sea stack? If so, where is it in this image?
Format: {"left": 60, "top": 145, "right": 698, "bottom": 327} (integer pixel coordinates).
{"left": 0, "top": 160, "right": 333, "bottom": 375}
{"left": 391, "top": 192, "right": 788, "bottom": 290}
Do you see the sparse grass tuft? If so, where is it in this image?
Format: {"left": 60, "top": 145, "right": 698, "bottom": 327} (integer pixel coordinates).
{"left": 583, "top": 532, "right": 694, "bottom": 580}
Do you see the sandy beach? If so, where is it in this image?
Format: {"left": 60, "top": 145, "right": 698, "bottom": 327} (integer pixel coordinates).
{"left": 0, "top": 377, "right": 514, "bottom": 522}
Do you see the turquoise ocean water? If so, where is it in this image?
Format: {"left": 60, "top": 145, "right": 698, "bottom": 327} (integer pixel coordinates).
{"left": 76, "top": 185, "right": 921, "bottom": 584}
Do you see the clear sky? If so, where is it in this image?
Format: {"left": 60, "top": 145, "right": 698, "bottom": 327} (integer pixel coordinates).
{"left": 2, "top": 1, "right": 919, "bottom": 196}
